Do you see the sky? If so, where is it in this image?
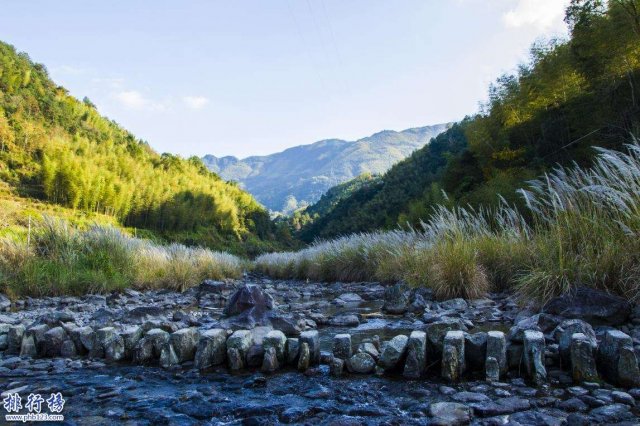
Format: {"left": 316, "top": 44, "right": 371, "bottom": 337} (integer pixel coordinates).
{"left": 0, "top": 0, "right": 570, "bottom": 158}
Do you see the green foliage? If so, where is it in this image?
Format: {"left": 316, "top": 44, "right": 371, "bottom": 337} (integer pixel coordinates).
{"left": 0, "top": 41, "right": 276, "bottom": 251}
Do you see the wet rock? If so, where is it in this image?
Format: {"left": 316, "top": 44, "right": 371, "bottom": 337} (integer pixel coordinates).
{"left": 43, "top": 326, "right": 67, "bottom": 357}
{"left": 125, "top": 306, "right": 164, "bottom": 323}
{"left": 486, "top": 331, "right": 507, "bottom": 376}
{"left": 464, "top": 332, "right": 487, "bottom": 371}
{"left": 0, "top": 294, "right": 10, "bottom": 312}
{"left": 382, "top": 283, "right": 409, "bottom": 314}
{"left": 442, "top": 330, "right": 465, "bottom": 382}
{"left": 523, "top": 330, "right": 546, "bottom": 385}
{"left": 119, "top": 326, "right": 143, "bottom": 359}
{"left": 226, "top": 330, "right": 253, "bottom": 369}
{"left": 227, "top": 347, "right": 244, "bottom": 370}
{"left": 170, "top": 328, "right": 199, "bottom": 363}
{"left": 27, "top": 324, "right": 50, "bottom": 356}
{"left": 297, "top": 342, "right": 310, "bottom": 371}
{"left": 145, "top": 328, "right": 170, "bottom": 357}
{"left": 486, "top": 356, "right": 500, "bottom": 382}
{"left": 598, "top": 329, "right": 640, "bottom": 387}
{"left": 357, "top": 342, "right": 380, "bottom": 360}
{"left": 507, "top": 343, "right": 523, "bottom": 370}
{"left": 543, "top": 287, "right": 631, "bottom": 326}
{"left": 403, "top": 330, "right": 426, "bottom": 379}
{"left": 330, "top": 357, "right": 344, "bottom": 376}
{"left": 0, "top": 324, "right": 9, "bottom": 351}
{"left": 97, "top": 327, "right": 125, "bottom": 362}
{"left": 261, "top": 346, "right": 279, "bottom": 373}
{"left": 286, "top": 338, "right": 300, "bottom": 365}
{"left": 160, "top": 343, "right": 179, "bottom": 368}
{"left": 379, "top": 334, "right": 408, "bottom": 370}
{"left": 263, "top": 330, "right": 287, "bottom": 363}
{"left": 35, "top": 311, "right": 76, "bottom": 327}
{"left": 440, "top": 298, "right": 468, "bottom": 311}
{"left": 332, "top": 334, "right": 352, "bottom": 360}
{"left": 508, "top": 313, "right": 561, "bottom": 342}
{"left": 334, "top": 293, "right": 363, "bottom": 305}
{"left": 268, "top": 313, "right": 305, "bottom": 336}
{"left": 347, "top": 352, "right": 376, "bottom": 374}
{"left": 328, "top": 314, "right": 359, "bottom": 327}
{"left": 223, "top": 284, "right": 274, "bottom": 316}
{"left": 7, "top": 324, "right": 25, "bottom": 354}
{"left": 554, "top": 319, "right": 596, "bottom": 365}
{"left": 60, "top": 339, "right": 76, "bottom": 357}
{"left": 194, "top": 329, "right": 227, "bottom": 369}
{"left": 429, "top": 402, "right": 471, "bottom": 426}
{"left": 426, "top": 317, "right": 466, "bottom": 355}
{"left": 570, "top": 332, "right": 598, "bottom": 383}
{"left": 589, "top": 403, "right": 634, "bottom": 423}
{"left": 470, "top": 396, "right": 531, "bottom": 416}
{"left": 299, "top": 330, "right": 320, "bottom": 365}
{"left": 19, "top": 335, "right": 37, "bottom": 357}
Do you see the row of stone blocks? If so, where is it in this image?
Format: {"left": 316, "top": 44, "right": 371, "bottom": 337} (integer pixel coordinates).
{"left": 1, "top": 322, "right": 639, "bottom": 387}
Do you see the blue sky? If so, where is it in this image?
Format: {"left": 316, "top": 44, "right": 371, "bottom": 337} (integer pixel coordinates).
{"left": 0, "top": 0, "right": 569, "bottom": 158}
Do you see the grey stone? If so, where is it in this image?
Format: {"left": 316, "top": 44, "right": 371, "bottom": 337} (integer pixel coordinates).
{"left": 0, "top": 334, "right": 7, "bottom": 351}
{"left": 464, "top": 332, "right": 487, "bottom": 371}
{"left": 263, "top": 330, "right": 287, "bottom": 363}
{"left": 442, "top": 330, "right": 465, "bottom": 382}
{"left": 60, "top": 339, "right": 76, "bottom": 357}
{"left": 440, "top": 298, "right": 468, "bottom": 311}
{"left": 598, "top": 329, "right": 640, "bottom": 387}
{"left": 144, "top": 328, "right": 170, "bottom": 357}
{"left": 403, "top": 330, "right": 427, "bottom": 379}
{"left": 328, "top": 314, "right": 359, "bottom": 327}
{"left": 132, "top": 337, "right": 154, "bottom": 364}
{"left": 330, "top": 357, "right": 344, "bottom": 376}
{"left": 19, "top": 335, "right": 37, "bottom": 357}
{"left": 0, "top": 294, "right": 10, "bottom": 312}
{"left": 194, "top": 328, "right": 226, "bottom": 369}
{"left": 299, "top": 330, "right": 320, "bottom": 365}
{"left": 543, "top": 287, "right": 631, "bottom": 326}
{"left": 486, "top": 331, "right": 507, "bottom": 376}
{"left": 245, "top": 344, "right": 265, "bottom": 367}
{"left": 120, "top": 326, "right": 143, "bottom": 358}
{"left": 160, "top": 343, "right": 179, "bottom": 368}
{"left": 429, "top": 402, "right": 472, "bottom": 426}
{"left": 286, "top": 338, "right": 300, "bottom": 365}
{"left": 357, "top": 342, "right": 379, "bottom": 360}
{"left": 74, "top": 326, "right": 95, "bottom": 352}
{"left": 486, "top": 356, "right": 500, "bottom": 382}
{"left": 382, "top": 283, "right": 409, "bottom": 314}
{"left": 7, "top": 324, "right": 25, "bottom": 354}
{"left": 27, "top": 324, "right": 50, "bottom": 356}
{"left": 261, "top": 346, "right": 279, "bottom": 373}
{"left": 379, "top": 334, "right": 408, "bottom": 370}
{"left": 226, "top": 330, "right": 253, "bottom": 368}
{"left": 297, "top": 342, "right": 310, "bottom": 371}
{"left": 43, "top": 326, "right": 67, "bottom": 357}
{"left": 334, "top": 293, "right": 363, "bottom": 304}
{"left": 227, "top": 347, "right": 244, "bottom": 370}
{"left": 332, "top": 334, "right": 352, "bottom": 360}
{"left": 523, "top": 330, "right": 546, "bottom": 385}
{"left": 170, "top": 328, "right": 199, "bottom": 363}
{"left": 570, "top": 332, "right": 598, "bottom": 383}
{"left": 347, "top": 352, "right": 376, "bottom": 374}
{"left": 554, "top": 319, "right": 596, "bottom": 365}
{"left": 98, "top": 327, "right": 125, "bottom": 362}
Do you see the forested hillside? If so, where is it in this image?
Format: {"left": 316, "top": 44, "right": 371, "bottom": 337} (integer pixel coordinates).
{"left": 299, "top": 0, "right": 640, "bottom": 241}
{"left": 0, "top": 41, "right": 277, "bottom": 254}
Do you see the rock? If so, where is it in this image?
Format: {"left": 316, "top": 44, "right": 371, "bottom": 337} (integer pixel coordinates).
{"left": 268, "top": 313, "right": 305, "bottom": 336}
{"left": 379, "top": 334, "right": 408, "bottom": 370}
{"left": 226, "top": 330, "right": 253, "bottom": 369}
{"left": 96, "top": 327, "right": 125, "bottom": 362}
{"left": 263, "top": 330, "right": 287, "bottom": 363}
{"left": 35, "top": 311, "right": 76, "bottom": 327}
{"left": 19, "top": 335, "right": 37, "bottom": 357}
{"left": 0, "top": 294, "right": 10, "bottom": 312}
{"left": 330, "top": 357, "right": 344, "bottom": 376}
{"left": 261, "top": 346, "right": 279, "bottom": 373}
{"left": 486, "top": 331, "right": 507, "bottom": 377}
{"left": 382, "top": 283, "right": 409, "bottom": 314}
{"left": 145, "top": 328, "right": 170, "bottom": 357}
{"left": 452, "top": 391, "right": 489, "bottom": 403}
{"left": 0, "top": 334, "right": 6, "bottom": 351}
{"left": 440, "top": 298, "right": 468, "bottom": 311}
{"left": 125, "top": 306, "right": 164, "bottom": 322}
{"left": 286, "top": 338, "right": 300, "bottom": 365}
{"left": 7, "top": 324, "right": 25, "bottom": 355}
{"left": 470, "top": 397, "right": 531, "bottom": 416}
{"left": 464, "top": 332, "right": 487, "bottom": 371}
{"left": 543, "top": 287, "right": 631, "bottom": 326}
{"left": 297, "top": 342, "right": 310, "bottom": 371}
{"left": 403, "top": 330, "right": 427, "bottom": 379}
{"left": 347, "top": 352, "right": 376, "bottom": 374}
{"left": 598, "top": 329, "right": 640, "bottom": 387}
{"left": 170, "top": 328, "right": 199, "bottom": 363}
{"left": 60, "top": 339, "right": 76, "bottom": 357}
{"left": 508, "top": 313, "right": 561, "bottom": 342}
{"left": 357, "top": 342, "right": 380, "bottom": 360}
{"left": 132, "top": 337, "right": 154, "bottom": 364}
{"left": 223, "top": 284, "right": 274, "bottom": 316}
{"left": 328, "top": 314, "right": 359, "bottom": 327}
{"left": 523, "top": 330, "right": 546, "bottom": 385}
{"left": 332, "top": 334, "right": 352, "bottom": 360}
{"left": 27, "top": 324, "right": 50, "bottom": 356}
{"left": 589, "top": 403, "right": 634, "bottom": 423}
{"left": 299, "top": 330, "right": 320, "bottom": 365}
{"left": 70, "top": 326, "right": 94, "bottom": 353}
{"left": 442, "top": 330, "right": 465, "bottom": 382}
{"left": 334, "top": 293, "right": 363, "bottom": 305}
{"left": 227, "top": 347, "right": 244, "bottom": 370}
{"left": 198, "top": 280, "right": 233, "bottom": 296}
{"left": 194, "top": 329, "right": 227, "bottom": 369}
{"left": 429, "top": 402, "right": 472, "bottom": 426}
{"left": 426, "top": 317, "right": 466, "bottom": 355}
{"left": 119, "top": 326, "right": 143, "bottom": 359}
{"left": 571, "top": 332, "right": 598, "bottom": 383}
{"left": 554, "top": 319, "right": 596, "bottom": 365}
{"left": 160, "top": 343, "right": 179, "bottom": 368}
{"left": 486, "top": 356, "right": 500, "bottom": 382}
{"left": 43, "top": 326, "right": 67, "bottom": 357}
{"left": 507, "top": 343, "right": 523, "bottom": 370}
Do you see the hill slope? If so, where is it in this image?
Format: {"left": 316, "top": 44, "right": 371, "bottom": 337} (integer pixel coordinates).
{"left": 299, "top": 0, "right": 640, "bottom": 241}
{"left": 0, "top": 41, "right": 276, "bottom": 254}
{"left": 202, "top": 123, "right": 450, "bottom": 213}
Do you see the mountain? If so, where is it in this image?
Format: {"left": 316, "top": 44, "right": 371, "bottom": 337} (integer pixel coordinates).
{"left": 298, "top": 0, "right": 640, "bottom": 241}
{"left": 202, "top": 123, "right": 450, "bottom": 213}
{"left": 0, "top": 41, "right": 277, "bottom": 254}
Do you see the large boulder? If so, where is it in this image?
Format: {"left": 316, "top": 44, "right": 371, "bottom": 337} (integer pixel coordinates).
{"left": 170, "top": 328, "right": 199, "bottom": 363}
{"left": 222, "top": 284, "right": 275, "bottom": 329}
{"left": 429, "top": 402, "right": 472, "bottom": 426}
{"left": 543, "top": 287, "right": 631, "bottom": 326}
{"left": 553, "top": 319, "right": 596, "bottom": 365}
{"left": 382, "top": 284, "right": 409, "bottom": 314}
{"left": 347, "top": 352, "right": 376, "bottom": 374}
{"left": 426, "top": 317, "right": 466, "bottom": 356}
{"left": 194, "top": 329, "right": 227, "bottom": 369}
{"left": 379, "top": 335, "right": 409, "bottom": 370}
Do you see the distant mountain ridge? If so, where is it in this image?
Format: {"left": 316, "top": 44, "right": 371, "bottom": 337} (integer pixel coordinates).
{"left": 203, "top": 123, "right": 451, "bottom": 213}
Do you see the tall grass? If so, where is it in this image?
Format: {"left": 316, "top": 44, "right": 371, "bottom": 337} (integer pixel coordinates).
{"left": 0, "top": 217, "right": 243, "bottom": 298}
{"left": 256, "top": 142, "right": 640, "bottom": 304}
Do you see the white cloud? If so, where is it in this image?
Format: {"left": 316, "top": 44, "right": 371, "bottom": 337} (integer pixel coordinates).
{"left": 183, "top": 95, "right": 210, "bottom": 110}
{"left": 113, "top": 90, "right": 167, "bottom": 111}
{"left": 503, "top": 0, "right": 570, "bottom": 31}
